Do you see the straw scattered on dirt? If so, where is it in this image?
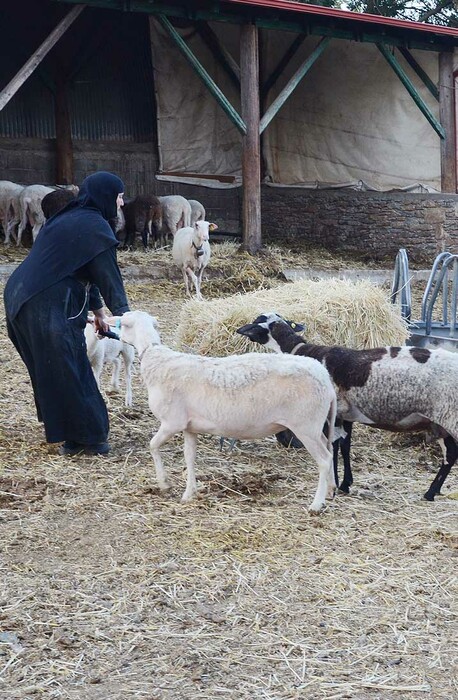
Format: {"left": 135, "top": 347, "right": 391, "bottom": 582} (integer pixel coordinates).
{"left": 0, "top": 243, "right": 457, "bottom": 700}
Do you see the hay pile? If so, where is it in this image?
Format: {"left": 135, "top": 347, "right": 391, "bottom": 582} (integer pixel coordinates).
{"left": 175, "top": 277, "right": 410, "bottom": 356}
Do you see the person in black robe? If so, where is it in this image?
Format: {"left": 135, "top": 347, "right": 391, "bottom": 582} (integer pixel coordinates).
{"left": 3, "top": 171, "right": 130, "bottom": 456}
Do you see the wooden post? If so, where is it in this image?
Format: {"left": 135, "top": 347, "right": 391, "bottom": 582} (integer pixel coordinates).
{"left": 55, "top": 75, "right": 74, "bottom": 185}
{"left": 240, "top": 23, "right": 262, "bottom": 254}
{"left": 439, "top": 51, "right": 456, "bottom": 193}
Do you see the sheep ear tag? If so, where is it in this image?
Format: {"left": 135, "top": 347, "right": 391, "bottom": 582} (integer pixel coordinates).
{"left": 287, "top": 320, "right": 305, "bottom": 332}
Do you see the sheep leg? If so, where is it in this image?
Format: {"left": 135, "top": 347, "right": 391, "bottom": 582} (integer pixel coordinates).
{"left": 290, "top": 425, "right": 334, "bottom": 512}
{"left": 182, "top": 268, "right": 192, "bottom": 297}
{"left": 424, "top": 435, "right": 457, "bottom": 501}
{"left": 16, "top": 211, "right": 28, "bottom": 246}
{"left": 187, "top": 268, "right": 202, "bottom": 300}
{"left": 181, "top": 430, "right": 198, "bottom": 503}
{"left": 337, "top": 421, "right": 353, "bottom": 493}
{"left": 110, "top": 357, "right": 121, "bottom": 392}
{"left": 123, "top": 358, "right": 132, "bottom": 407}
{"left": 149, "top": 424, "right": 176, "bottom": 491}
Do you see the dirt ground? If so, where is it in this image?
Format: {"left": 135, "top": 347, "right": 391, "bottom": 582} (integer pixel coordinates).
{"left": 0, "top": 242, "right": 457, "bottom": 700}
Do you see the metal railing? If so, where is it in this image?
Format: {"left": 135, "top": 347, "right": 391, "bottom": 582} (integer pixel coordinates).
{"left": 391, "top": 248, "right": 458, "bottom": 349}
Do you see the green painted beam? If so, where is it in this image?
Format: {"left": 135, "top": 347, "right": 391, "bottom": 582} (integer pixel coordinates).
{"left": 158, "top": 14, "right": 246, "bottom": 134}
{"left": 261, "top": 33, "right": 306, "bottom": 100}
{"left": 53, "top": 1, "right": 458, "bottom": 53}
{"left": 260, "top": 36, "right": 330, "bottom": 134}
{"left": 398, "top": 47, "right": 439, "bottom": 101}
{"left": 377, "top": 43, "right": 445, "bottom": 139}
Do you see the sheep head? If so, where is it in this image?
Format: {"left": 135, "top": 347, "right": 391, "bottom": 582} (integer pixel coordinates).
{"left": 119, "top": 311, "right": 161, "bottom": 356}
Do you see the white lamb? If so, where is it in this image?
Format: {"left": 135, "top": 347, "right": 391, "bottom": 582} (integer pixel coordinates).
{"left": 189, "top": 199, "right": 206, "bottom": 226}
{"left": 118, "top": 310, "right": 337, "bottom": 512}
{"left": 0, "top": 181, "right": 24, "bottom": 244}
{"left": 84, "top": 320, "right": 135, "bottom": 407}
{"left": 172, "top": 220, "right": 216, "bottom": 300}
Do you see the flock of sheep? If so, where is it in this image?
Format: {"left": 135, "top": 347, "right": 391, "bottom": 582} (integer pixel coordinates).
{"left": 0, "top": 180, "right": 215, "bottom": 300}
{"left": 1, "top": 179, "right": 457, "bottom": 512}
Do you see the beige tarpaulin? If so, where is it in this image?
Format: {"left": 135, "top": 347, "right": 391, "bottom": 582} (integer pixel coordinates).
{"left": 149, "top": 18, "right": 441, "bottom": 192}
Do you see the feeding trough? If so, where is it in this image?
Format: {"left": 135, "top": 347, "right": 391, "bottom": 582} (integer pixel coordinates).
{"left": 391, "top": 249, "right": 458, "bottom": 352}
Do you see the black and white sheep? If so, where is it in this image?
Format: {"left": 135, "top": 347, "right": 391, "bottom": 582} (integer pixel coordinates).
{"left": 172, "top": 220, "right": 216, "bottom": 300}
{"left": 117, "top": 310, "right": 337, "bottom": 512}
{"left": 237, "top": 312, "right": 458, "bottom": 502}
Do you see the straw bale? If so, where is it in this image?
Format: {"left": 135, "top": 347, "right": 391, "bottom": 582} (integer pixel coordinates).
{"left": 175, "top": 277, "right": 410, "bottom": 356}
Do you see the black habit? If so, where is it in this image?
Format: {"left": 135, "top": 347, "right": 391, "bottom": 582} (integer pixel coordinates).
{"left": 4, "top": 171, "right": 130, "bottom": 444}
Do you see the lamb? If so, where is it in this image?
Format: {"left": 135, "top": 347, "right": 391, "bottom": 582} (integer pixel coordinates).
{"left": 121, "top": 194, "right": 162, "bottom": 249}
{"left": 237, "top": 312, "right": 458, "bottom": 502}
{"left": 117, "top": 310, "right": 337, "bottom": 512}
{"left": 159, "top": 195, "right": 192, "bottom": 245}
{"left": 0, "top": 180, "right": 24, "bottom": 244}
{"left": 84, "top": 319, "right": 135, "bottom": 407}
{"left": 189, "top": 199, "right": 206, "bottom": 226}
{"left": 41, "top": 188, "right": 77, "bottom": 219}
{"left": 172, "top": 220, "right": 216, "bottom": 300}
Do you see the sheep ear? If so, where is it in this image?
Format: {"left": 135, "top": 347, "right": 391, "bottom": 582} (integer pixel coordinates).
{"left": 286, "top": 319, "right": 305, "bottom": 332}
{"left": 236, "top": 323, "right": 268, "bottom": 344}
{"left": 208, "top": 223, "right": 218, "bottom": 231}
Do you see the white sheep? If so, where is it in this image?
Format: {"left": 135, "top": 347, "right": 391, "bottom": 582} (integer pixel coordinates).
{"left": 188, "top": 199, "right": 206, "bottom": 226}
{"left": 17, "top": 184, "right": 79, "bottom": 246}
{"left": 238, "top": 312, "right": 458, "bottom": 502}
{"left": 0, "top": 181, "right": 24, "bottom": 244}
{"left": 117, "top": 310, "right": 337, "bottom": 512}
{"left": 17, "top": 185, "right": 54, "bottom": 245}
{"left": 159, "top": 195, "right": 192, "bottom": 245}
{"left": 172, "top": 220, "right": 216, "bottom": 300}
{"left": 84, "top": 320, "right": 135, "bottom": 407}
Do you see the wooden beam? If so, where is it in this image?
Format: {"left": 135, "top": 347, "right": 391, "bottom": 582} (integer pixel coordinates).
{"left": 261, "top": 33, "right": 306, "bottom": 100}
{"left": 439, "top": 51, "right": 456, "bottom": 192}
{"left": 54, "top": 0, "right": 458, "bottom": 53}
{"left": 376, "top": 43, "right": 445, "bottom": 140}
{"left": 55, "top": 76, "right": 74, "bottom": 185}
{"left": 398, "top": 47, "right": 439, "bottom": 101}
{"left": 260, "top": 36, "right": 330, "bottom": 134}
{"left": 158, "top": 14, "right": 246, "bottom": 134}
{"left": 0, "top": 4, "right": 85, "bottom": 112}
{"left": 195, "top": 21, "right": 240, "bottom": 89}
{"left": 240, "top": 23, "right": 262, "bottom": 254}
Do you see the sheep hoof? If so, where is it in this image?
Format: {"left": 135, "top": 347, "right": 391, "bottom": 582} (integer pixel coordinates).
{"left": 158, "top": 481, "right": 172, "bottom": 491}
{"left": 308, "top": 501, "right": 325, "bottom": 514}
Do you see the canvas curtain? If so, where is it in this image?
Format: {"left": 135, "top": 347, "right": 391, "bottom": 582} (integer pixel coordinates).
{"left": 149, "top": 18, "right": 441, "bottom": 191}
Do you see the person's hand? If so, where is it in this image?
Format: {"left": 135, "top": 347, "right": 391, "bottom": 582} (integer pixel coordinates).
{"left": 93, "top": 308, "right": 109, "bottom": 335}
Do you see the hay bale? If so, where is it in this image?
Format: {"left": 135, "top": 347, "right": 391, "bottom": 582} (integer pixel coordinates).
{"left": 175, "top": 277, "right": 410, "bottom": 356}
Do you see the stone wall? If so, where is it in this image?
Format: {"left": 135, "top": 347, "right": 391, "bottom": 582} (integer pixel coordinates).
{"left": 2, "top": 137, "right": 458, "bottom": 263}
{"left": 261, "top": 188, "right": 458, "bottom": 263}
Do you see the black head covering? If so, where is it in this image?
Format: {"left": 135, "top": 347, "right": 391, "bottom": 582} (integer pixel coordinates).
{"left": 54, "top": 171, "right": 124, "bottom": 222}
{"left": 4, "top": 171, "right": 125, "bottom": 320}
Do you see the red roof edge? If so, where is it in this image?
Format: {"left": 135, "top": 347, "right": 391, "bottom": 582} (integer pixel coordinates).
{"left": 226, "top": 0, "right": 458, "bottom": 38}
